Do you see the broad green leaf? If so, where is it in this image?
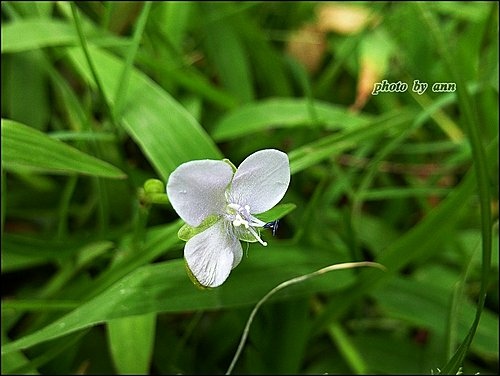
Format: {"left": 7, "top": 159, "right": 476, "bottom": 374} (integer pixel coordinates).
{"left": 80, "top": 220, "right": 184, "bottom": 302}
{"left": 1, "top": 119, "right": 126, "bottom": 178}
{"left": 211, "top": 98, "right": 371, "bottom": 141}
{"left": 350, "top": 333, "right": 435, "bottom": 373}
{"left": 107, "top": 313, "right": 156, "bottom": 374}
{"left": 1, "top": 332, "right": 38, "bottom": 375}
{"left": 373, "top": 275, "right": 498, "bottom": 358}
{"left": 0, "top": 19, "right": 123, "bottom": 53}
{"left": 1, "top": 19, "right": 81, "bottom": 53}
{"left": 1, "top": 244, "right": 361, "bottom": 355}
{"left": 66, "top": 46, "right": 222, "bottom": 180}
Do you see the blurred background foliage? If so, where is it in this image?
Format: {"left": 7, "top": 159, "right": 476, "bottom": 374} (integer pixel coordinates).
{"left": 1, "top": 1, "right": 498, "bottom": 374}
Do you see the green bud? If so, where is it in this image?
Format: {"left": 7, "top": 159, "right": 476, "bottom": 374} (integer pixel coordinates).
{"left": 149, "top": 193, "right": 170, "bottom": 205}
{"left": 144, "top": 179, "right": 165, "bottom": 194}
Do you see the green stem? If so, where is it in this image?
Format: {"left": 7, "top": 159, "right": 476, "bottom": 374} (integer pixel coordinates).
{"left": 113, "top": 1, "right": 152, "bottom": 118}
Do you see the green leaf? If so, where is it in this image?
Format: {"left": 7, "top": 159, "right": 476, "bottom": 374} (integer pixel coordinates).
{"left": 1, "top": 332, "right": 39, "bottom": 375}
{"left": 107, "top": 313, "right": 156, "bottom": 374}
{"left": 359, "top": 27, "right": 394, "bottom": 81}
{"left": 80, "top": 220, "right": 184, "bottom": 301}
{"left": 373, "top": 275, "right": 498, "bottom": 358}
{"left": 3, "top": 51, "right": 50, "bottom": 130}
{"left": 289, "top": 110, "right": 414, "bottom": 175}
{"left": 1, "top": 19, "right": 81, "bottom": 53}
{"left": 254, "top": 203, "right": 297, "bottom": 223}
{"left": 66, "top": 46, "right": 222, "bottom": 180}
{"left": 1, "top": 244, "right": 360, "bottom": 355}
{"left": 211, "top": 98, "right": 371, "bottom": 142}
{"left": 1, "top": 119, "right": 126, "bottom": 178}
{"left": 0, "top": 19, "right": 122, "bottom": 53}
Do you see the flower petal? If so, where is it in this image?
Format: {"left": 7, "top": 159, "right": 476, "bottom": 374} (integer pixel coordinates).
{"left": 167, "top": 160, "right": 233, "bottom": 227}
{"left": 229, "top": 149, "right": 290, "bottom": 214}
{"left": 184, "top": 220, "right": 242, "bottom": 287}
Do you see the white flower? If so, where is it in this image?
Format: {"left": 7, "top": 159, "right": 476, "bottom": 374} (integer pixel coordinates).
{"left": 167, "top": 149, "right": 290, "bottom": 288}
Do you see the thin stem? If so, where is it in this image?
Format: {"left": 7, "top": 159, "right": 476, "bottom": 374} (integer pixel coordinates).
{"left": 225, "top": 261, "right": 386, "bottom": 375}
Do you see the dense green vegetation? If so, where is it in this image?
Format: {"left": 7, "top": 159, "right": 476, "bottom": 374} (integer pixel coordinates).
{"left": 1, "top": 1, "right": 498, "bottom": 374}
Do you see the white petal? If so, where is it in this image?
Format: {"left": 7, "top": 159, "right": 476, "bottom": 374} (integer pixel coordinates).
{"left": 229, "top": 149, "right": 290, "bottom": 214}
{"left": 232, "top": 237, "right": 243, "bottom": 268}
{"left": 167, "top": 160, "right": 233, "bottom": 227}
{"left": 184, "top": 220, "right": 242, "bottom": 287}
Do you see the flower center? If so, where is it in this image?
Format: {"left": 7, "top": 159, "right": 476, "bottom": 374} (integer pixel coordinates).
{"left": 226, "top": 203, "right": 267, "bottom": 246}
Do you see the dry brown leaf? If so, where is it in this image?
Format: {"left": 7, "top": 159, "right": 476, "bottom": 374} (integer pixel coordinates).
{"left": 286, "top": 24, "right": 327, "bottom": 73}
{"left": 351, "top": 60, "right": 380, "bottom": 112}
{"left": 317, "top": 4, "right": 375, "bottom": 34}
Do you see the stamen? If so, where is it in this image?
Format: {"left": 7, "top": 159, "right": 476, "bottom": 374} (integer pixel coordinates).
{"left": 249, "top": 216, "right": 266, "bottom": 227}
{"left": 233, "top": 214, "right": 249, "bottom": 228}
{"left": 226, "top": 202, "right": 267, "bottom": 246}
{"left": 247, "top": 226, "right": 267, "bottom": 246}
